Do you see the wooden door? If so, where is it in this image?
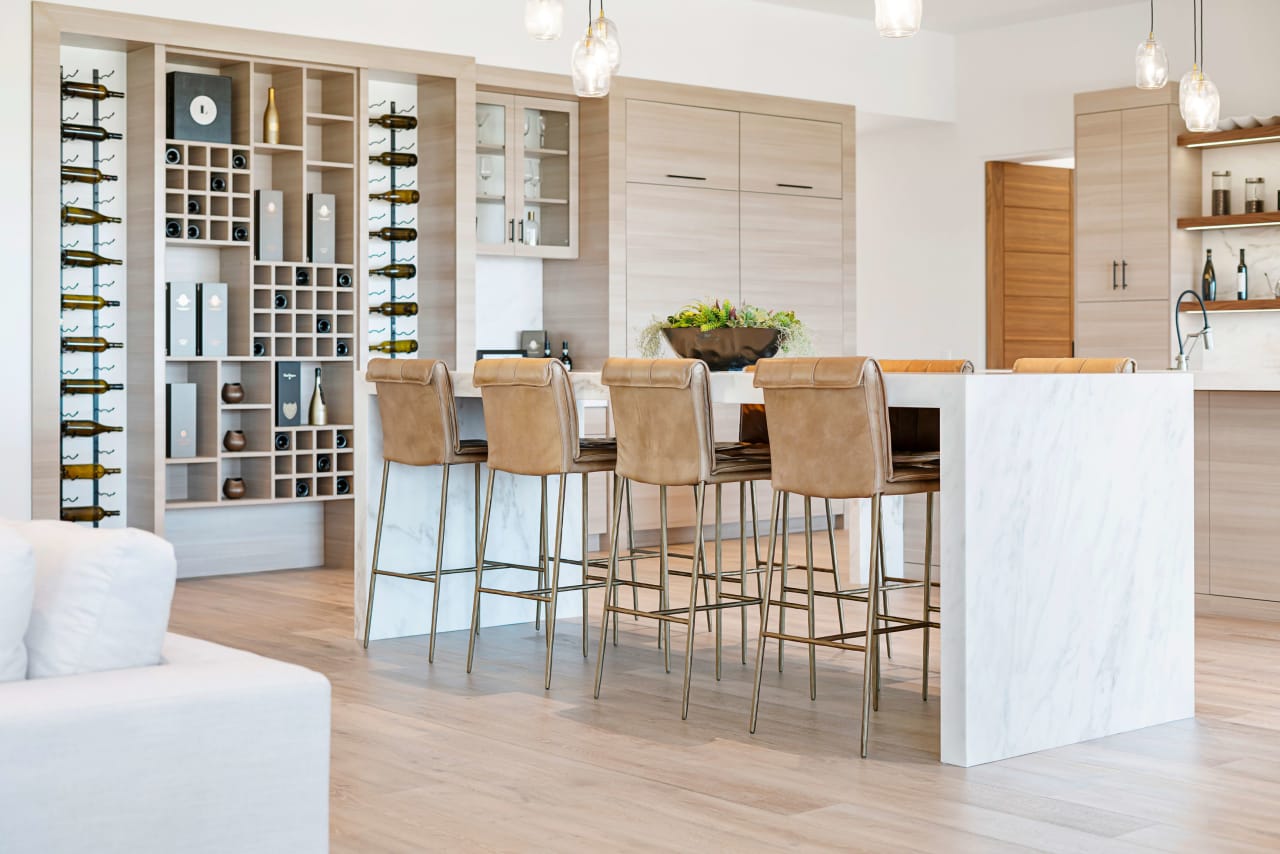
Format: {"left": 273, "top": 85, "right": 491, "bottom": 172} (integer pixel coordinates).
{"left": 986, "top": 162, "right": 1074, "bottom": 368}
{"left": 1208, "top": 392, "right": 1280, "bottom": 601}
{"left": 625, "top": 100, "right": 740, "bottom": 191}
{"left": 740, "top": 113, "right": 842, "bottom": 199}
{"left": 1074, "top": 299, "right": 1169, "bottom": 368}
{"left": 740, "top": 192, "right": 843, "bottom": 355}
{"left": 1074, "top": 111, "right": 1124, "bottom": 302}
{"left": 1119, "top": 105, "right": 1172, "bottom": 301}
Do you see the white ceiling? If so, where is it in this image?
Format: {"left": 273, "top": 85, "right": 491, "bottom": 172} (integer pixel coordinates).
{"left": 755, "top": 0, "right": 1130, "bottom": 33}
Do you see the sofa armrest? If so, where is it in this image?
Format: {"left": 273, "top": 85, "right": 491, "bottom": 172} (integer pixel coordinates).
{"left": 0, "top": 633, "right": 330, "bottom": 854}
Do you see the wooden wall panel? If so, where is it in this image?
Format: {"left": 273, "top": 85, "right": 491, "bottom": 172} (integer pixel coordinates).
{"left": 1208, "top": 392, "right": 1280, "bottom": 601}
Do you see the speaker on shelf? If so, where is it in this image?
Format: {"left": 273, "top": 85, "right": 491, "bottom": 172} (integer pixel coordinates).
{"left": 165, "top": 71, "right": 232, "bottom": 143}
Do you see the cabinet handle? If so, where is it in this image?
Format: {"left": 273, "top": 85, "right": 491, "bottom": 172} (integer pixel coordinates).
{"left": 508, "top": 219, "right": 515, "bottom": 243}
{"left": 1112, "top": 260, "right": 1119, "bottom": 290}
{"left": 1122, "top": 260, "right": 1128, "bottom": 289}
{"left": 517, "top": 219, "right": 525, "bottom": 244}
{"left": 777, "top": 183, "right": 814, "bottom": 190}
{"left": 666, "top": 174, "right": 707, "bottom": 181}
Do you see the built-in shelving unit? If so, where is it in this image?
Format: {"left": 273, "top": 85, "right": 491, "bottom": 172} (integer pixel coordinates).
{"left": 1177, "top": 124, "right": 1280, "bottom": 149}
{"left": 1177, "top": 212, "right": 1280, "bottom": 231}
{"left": 1178, "top": 297, "right": 1280, "bottom": 312}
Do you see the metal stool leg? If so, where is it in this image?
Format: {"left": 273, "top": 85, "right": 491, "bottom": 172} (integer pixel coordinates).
{"left": 594, "top": 474, "right": 627, "bottom": 698}
{"left": 536, "top": 478, "right": 547, "bottom": 631}
{"left": 749, "top": 490, "right": 783, "bottom": 733}
{"left": 659, "top": 485, "right": 671, "bottom": 672}
{"left": 922, "top": 490, "right": 934, "bottom": 701}
{"left": 581, "top": 473, "right": 590, "bottom": 658}
{"left": 544, "top": 474, "right": 568, "bottom": 690}
{"left": 680, "top": 483, "right": 707, "bottom": 720}
{"left": 473, "top": 463, "right": 482, "bottom": 636}
{"left": 805, "top": 496, "right": 817, "bottom": 701}
{"left": 825, "top": 499, "right": 845, "bottom": 637}
{"left": 610, "top": 474, "right": 620, "bottom": 646}
{"left": 739, "top": 482, "right": 748, "bottom": 665}
{"left": 466, "top": 468, "right": 497, "bottom": 673}
{"left": 626, "top": 479, "right": 639, "bottom": 619}
{"left": 714, "top": 483, "right": 723, "bottom": 681}
{"left": 427, "top": 464, "right": 451, "bottom": 663}
{"left": 777, "top": 492, "right": 791, "bottom": 673}
{"left": 860, "top": 494, "right": 883, "bottom": 758}
{"left": 362, "top": 460, "right": 391, "bottom": 649}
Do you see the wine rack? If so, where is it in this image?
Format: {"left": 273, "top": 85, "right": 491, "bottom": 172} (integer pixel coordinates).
{"left": 366, "top": 90, "right": 419, "bottom": 357}
{"left": 59, "top": 59, "right": 126, "bottom": 527}
{"left": 163, "top": 141, "right": 251, "bottom": 245}
{"left": 249, "top": 263, "right": 356, "bottom": 359}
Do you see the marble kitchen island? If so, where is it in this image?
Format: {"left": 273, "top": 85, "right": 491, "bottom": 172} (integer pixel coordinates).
{"left": 357, "top": 368, "right": 1196, "bottom": 767}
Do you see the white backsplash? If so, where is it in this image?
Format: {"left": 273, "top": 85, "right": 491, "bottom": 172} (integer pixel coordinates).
{"left": 475, "top": 256, "right": 542, "bottom": 351}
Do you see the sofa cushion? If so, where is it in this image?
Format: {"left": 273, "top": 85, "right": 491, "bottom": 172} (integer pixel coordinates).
{"left": 0, "top": 527, "right": 35, "bottom": 682}
{"left": 8, "top": 521, "right": 177, "bottom": 679}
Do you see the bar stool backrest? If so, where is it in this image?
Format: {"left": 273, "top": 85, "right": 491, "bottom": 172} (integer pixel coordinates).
{"left": 602, "top": 358, "right": 715, "bottom": 487}
{"left": 1011, "top": 357, "right": 1136, "bottom": 373}
{"left": 367, "top": 358, "right": 460, "bottom": 467}
{"left": 879, "top": 359, "right": 975, "bottom": 374}
{"left": 879, "top": 358, "right": 972, "bottom": 453}
{"left": 472, "top": 357, "right": 581, "bottom": 476}
{"left": 753, "top": 357, "right": 891, "bottom": 500}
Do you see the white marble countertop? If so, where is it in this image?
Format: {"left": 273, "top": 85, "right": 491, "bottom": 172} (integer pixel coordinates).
{"left": 1189, "top": 371, "right": 1280, "bottom": 391}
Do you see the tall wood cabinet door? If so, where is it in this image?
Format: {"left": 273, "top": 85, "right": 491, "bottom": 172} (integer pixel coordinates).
{"left": 1209, "top": 392, "right": 1280, "bottom": 601}
{"left": 1074, "top": 111, "right": 1124, "bottom": 302}
{"left": 740, "top": 113, "right": 842, "bottom": 199}
{"left": 1120, "top": 105, "right": 1171, "bottom": 301}
{"left": 1074, "top": 298, "right": 1169, "bottom": 369}
{"left": 625, "top": 183, "right": 740, "bottom": 354}
{"left": 625, "top": 100, "right": 740, "bottom": 191}
{"left": 739, "top": 193, "right": 844, "bottom": 355}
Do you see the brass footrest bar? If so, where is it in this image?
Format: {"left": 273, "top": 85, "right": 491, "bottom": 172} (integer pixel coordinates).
{"left": 778, "top": 585, "right": 871, "bottom": 603}
{"left": 606, "top": 577, "right": 665, "bottom": 592}
{"left": 478, "top": 587, "right": 550, "bottom": 603}
{"left": 605, "top": 605, "right": 691, "bottom": 625}
{"left": 761, "top": 630, "right": 868, "bottom": 654}
{"left": 372, "top": 566, "right": 480, "bottom": 582}
{"left": 478, "top": 579, "right": 608, "bottom": 602}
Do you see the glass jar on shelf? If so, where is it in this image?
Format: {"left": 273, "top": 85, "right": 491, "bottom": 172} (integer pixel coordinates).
{"left": 1212, "top": 170, "right": 1232, "bottom": 216}
{"left": 1245, "top": 177, "right": 1266, "bottom": 214}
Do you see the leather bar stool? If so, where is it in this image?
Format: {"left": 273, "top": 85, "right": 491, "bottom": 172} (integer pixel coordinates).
{"left": 748, "top": 357, "right": 938, "bottom": 757}
{"left": 466, "top": 358, "right": 615, "bottom": 690}
{"left": 594, "top": 358, "right": 771, "bottom": 719}
{"left": 364, "top": 358, "right": 487, "bottom": 663}
{"left": 1011, "top": 357, "right": 1136, "bottom": 373}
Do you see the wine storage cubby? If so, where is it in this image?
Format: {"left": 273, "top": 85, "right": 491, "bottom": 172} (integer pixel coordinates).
{"left": 163, "top": 141, "right": 251, "bottom": 245}
{"left": 366, "top": 78, "right": 420, "bottom": 357}
{"left": 248, "top": 263, "right": 356, "bottom": 359}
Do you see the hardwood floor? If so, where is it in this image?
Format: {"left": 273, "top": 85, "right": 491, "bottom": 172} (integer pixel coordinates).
{"left": 168, "top": 532, "right": 1280, "bottom": 853}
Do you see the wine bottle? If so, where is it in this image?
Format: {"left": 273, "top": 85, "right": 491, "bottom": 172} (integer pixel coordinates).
{"left": 61, "top": 165, "right": 117, "bottom": 184}
{"left": 61, "top": 81, "right": 124, "bottom": 101}
{"left": 232, "top": 225, "right": 249, "bottom": 242}
{"left": 369, "top": 189, "right": 420, "bottom": 204}
{"left": 186, "top": 223, "right": 201, "bottom": 240}
{"left": 369, "top": 340, "right": 419, "bottom": 354}
{"left": 337, "top": 271, "right": 353, "bottom": 287}
{"left": 165, "top": 220, "right": 182, "bottom": 238}
{"left": 61, "top": 205, "right": 121, "bottom": 226}
{"left": 62, "top": 249, "right": 122, "bottom": 268}
{"left": 296, "top": 269, "right": 310, "bottom": 286}
{"left": 309, "top": 367, "right": 327, "bottom": 426}
{"left": 295, "top": 480, "right": 311, "bottom": 498}
{"left": 61, "top": 378, "right": 123, "bottom": 395}
{"left": 335, "top": 433, "right": 349, "bottom": 449}
{"left": 369, "top": 151, "right": 419, "bottom": 167}
{"left": 61, "top": 336, "right": 123, "bottom": 353}
{"left": 369, "top": 263, "right": 416, "bottom": 279}
{"left": 369, "top": 301, "right": 419, "bottom": 316}
{"left": 335, "top": 476, "right": 351, "bottom": 495}
{"left": 275, "top": 432, "right": 291, "bottom": 451}
{"left": 61, "top": 122, "right": 122, "bottom": 142}
{"left": 165, "top": 146, "right": 182, "bottom": 164}
{"left": 316, "top": 318, "right": 332, "bottom": 333}
{"left": 316, "top": 454, "right": 331, "bottom": 473}
{"left": 274, "top": 292, "right": 289, "bottom": 310}
{"left": 369, "top": 113, "right": 418, "bottom": 131}
{"left": 1202, "top": 249, "right": 1217, "bottom": 301}
{"left": 369, "top": 227, "right": 418, "bottom": 242}
{"left": 61, "top": 463, "right": 122, "bottom": 480}
{"left": 263, "top": 86, "right": 280, "bottom": 145}
{"left": 61, "top": 294, "right": 120, "bottom": 311}
{"left": 61, "top": 506, "right": 121, "bottom": 523}
{"left": 210, "top": 176, "right": 227, "bottom": 192}
{"left": 232, "top": 152, "right": 248, "bottom": 169}
{"left": 1238, "top": 249, "right": 1248, "bottom": 301}
{"left": 187, "top": 198, "right": 201, "bottom": 215}
{"left": 61, "top": 419, "right": 123, "bottom": 437}
{"left": 336, "top": 340, "right": 351, "bottom": 357}
{"left": 253, "top": 340, "right": 268, "bottom": 357}
{"left": 561, "top": 341, "right": 573, "bottom": 371}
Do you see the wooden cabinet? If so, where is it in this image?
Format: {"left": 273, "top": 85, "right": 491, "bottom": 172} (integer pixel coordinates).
{"left": 476, "top": 93, "right": 578, "bottom": 259}
{"left": 1074, "top": 299, "right": 1170, "bottom": 366}
{"left": 625, "top": 100, "right": 739, "bottom": 191}
{"left": 1075, "top": 111, "right": 1124, "bottom": 302}
{"left": 740, "top": 113, "right": 842, "bottom": 198}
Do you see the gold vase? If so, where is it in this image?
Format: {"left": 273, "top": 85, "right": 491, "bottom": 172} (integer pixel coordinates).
{"left": 263, "top": 86, "right": 280, "bottom": 145}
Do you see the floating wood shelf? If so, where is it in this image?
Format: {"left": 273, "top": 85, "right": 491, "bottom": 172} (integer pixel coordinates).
{"left": 1179, "top": 298, "right": 1280, "bottom": 312}
{"left": 1177, "top": 213, "right": 1280, "bottom": 231}
{"left": 1178, "top": 124, "right": 1280, "bottom": 148}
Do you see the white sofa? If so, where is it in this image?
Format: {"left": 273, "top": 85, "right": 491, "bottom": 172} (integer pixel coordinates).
{"left": 0, "top": 522, "right": 331, "bottom": 854}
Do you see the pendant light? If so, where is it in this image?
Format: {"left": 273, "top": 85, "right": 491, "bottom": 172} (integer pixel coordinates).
{"left": 572, "top": 1, "right": 612, "bottom": 98}
{"left": 1178, "top": 0, "right": 1199, "bottom": 111}
{"left": 525, "top": 0, "right": 564, "bottom": 40}
{"left": 1181, "top": 0, "right": 1221, "bottom": 132}
{"left": 591, "top": 0, "right": 622, "bottom": 72}
{"left": 875, "top": 0, "right": 923, "bottom": 38}
{"left": 1134, "top": 0, "right": 1169, "bottom": 89}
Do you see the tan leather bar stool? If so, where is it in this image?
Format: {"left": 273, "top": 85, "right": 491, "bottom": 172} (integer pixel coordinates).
{"left": 594, "top": 358, "right": 772, "bottom": 719}
{"left": 364, "top": 358, "right": 487, "bottom": 663}
{"left": 466, "top": 358, "right": 615, "bottom": 689}
{"left": 1011, "top": 357, "right": 1136, "bottom": 373}
{"left": 748, "top": 357, "right": 938, "bottom": 757}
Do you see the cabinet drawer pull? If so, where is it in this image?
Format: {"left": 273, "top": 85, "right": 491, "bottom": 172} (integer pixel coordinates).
{"left": 508, "top": 219, "right": 516, "bottom": 243}
{"left": 666, "top": 174, "right": 707, "bottom": 181}
{"left": 518, "top": 219, "right": 525, "bottom": 244}
{"left": 1121, "top": 260, "right": 1128, "bottom": 289}
{"left": 777, "top": 183, "right": 814, "bottom": 190}
{"left": 1112, "top": 260, "right": 1118, "bottom": 289}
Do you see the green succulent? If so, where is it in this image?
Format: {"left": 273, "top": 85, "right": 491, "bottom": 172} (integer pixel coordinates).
{"left": 637, "top": 299, "right": 811, "bottom": 358}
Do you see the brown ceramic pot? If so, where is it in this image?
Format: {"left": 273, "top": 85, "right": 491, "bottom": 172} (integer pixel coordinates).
{"left": 223, "top": 430, "right": 247, "bottom": 452}
{"left": 222, "top": 477, "right": 246, "bottom": 500}
{"left": 221, "top": 382, "right": 245, "bottom": 404}
{"left": 661, "top": 327, "right": 781, "bottom": 371}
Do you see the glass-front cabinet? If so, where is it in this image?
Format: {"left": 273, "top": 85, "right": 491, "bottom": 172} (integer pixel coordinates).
{"left": 476, "top": 93, "right": 578, "bottom": 259}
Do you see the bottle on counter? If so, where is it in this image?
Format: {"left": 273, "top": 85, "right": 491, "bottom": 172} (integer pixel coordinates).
{"left": 1237, "top": 249, "right": 1248, "bottom": 301}
{"left": 1202, "top": 249, "right": 1217, "bottom": 301}
{"left": 560, "top": 340, "right": 572, "bottom": 371}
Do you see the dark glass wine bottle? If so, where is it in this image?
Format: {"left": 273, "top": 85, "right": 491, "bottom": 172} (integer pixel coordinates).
{"left": 61, "top": 294, "right": 120, "bottom": 311}
{"left": 335, "top": 477, "right": 351, "bottom": 495}
{"left": 61, "top": 378, "right": 123, "bottom": 395}
{"left": 1202, "top": 249, "right": 1217, "bottom": 301}
{"left": 61, "top": 506, "right": 121, "bottom": 523}
{"left": 61, "top": 166, "right": 118, "bottom": 184}
{"left": 61, "top": 463, "right": 122, "bottom": 480}
{"left": 61, "top": 122, "right": 122, "bottom": 142}
{"left": 369, "top": 227, "right": 418, "bottom": 242}
{"left": 61, "top": 81, "right": 125, "bottom": 100}
{"left": 369, "top": 189, "right": 420, "bottom": 204}
{"left": 369, "top": 263, "right": 416, "bottom": 279}
{"left": 295, "top": 480, "right": 311, "bottom": 498}
{"left": 61, "top": 419, "right": 123, "bottom": 437}
{"left": 61, "top": 205, "right": 121, "bottom": 226}
{"left": 369, "top": 301, "right": 419, "bottom": 316}
{"left": 62, "top": 249, "right": 122, "bottom": 268}
{"left": 165, "top": 146, "right": 182, "bottom": 164}
{"left": 1237, "top": 249, "right": 1248, "bottom": 301}
{"left": 61, "top": 336, "right": 123, "bottom": 353}
{"left": 369, "top": 113, "right": 418, "bottom": 130}
{"left": 561, "top": 341, "right": 573, "bottom": 371}
{"left": 369, "top": 340, "right": 419, "bottom": 354}
{"left": 369, "top": 151, "right": 419, "bottom": 167}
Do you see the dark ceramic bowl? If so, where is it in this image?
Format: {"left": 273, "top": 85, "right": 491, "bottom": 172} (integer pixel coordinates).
{"left": 662, "top": 327, "right": 781, "bottom": 371}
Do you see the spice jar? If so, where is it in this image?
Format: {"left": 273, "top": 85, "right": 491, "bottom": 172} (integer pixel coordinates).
{"left": 1245, "top": 177, "right": 1265, "bottom": 214}
{"left": 1212, "top": 171, "right": 1232, "bottom": 216}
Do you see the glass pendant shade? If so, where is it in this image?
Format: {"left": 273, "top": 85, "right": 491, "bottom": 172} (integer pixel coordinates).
{"left": 1178, "top": 64, "right": 1199, "bottom": 112}
{"left": 571, "top": 30, "right": 612, "bottom": 98}
{"left": 591, "top": 13, "right": 622, "bottom": 72}
{"left": 875, "top": 0, "right": 923, "bottom": 37}
{"left": 525, "top": 0, "right": 564, "bottom": 40}
{"left": 1182, "top": 72, "right": 1221, "bottom": 133}
{"left": 1135, "top": 34, "right": 1169, "bottom": 89}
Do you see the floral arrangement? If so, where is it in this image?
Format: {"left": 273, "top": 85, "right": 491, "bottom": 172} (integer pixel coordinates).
{"left": 637, "top": 299, "right": 811, "bottom": 358}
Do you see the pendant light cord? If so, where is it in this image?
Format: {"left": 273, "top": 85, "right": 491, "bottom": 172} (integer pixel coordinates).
{"left": 1149, "top": 0, "right": 1154, "bottom": 35}
{"left": 1200, "top": 0, "right": 1206, "bottom": 72}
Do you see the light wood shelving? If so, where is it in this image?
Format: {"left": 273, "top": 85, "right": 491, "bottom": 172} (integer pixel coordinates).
{"left": 1177, "top": 124, "right": 1280, "bottom": 149}
{"left": 1177, "top": 212, "right": 1280, "bottom": 231}
{"left": 1178, "top": 297, "right": 1280, "bottom": 312}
